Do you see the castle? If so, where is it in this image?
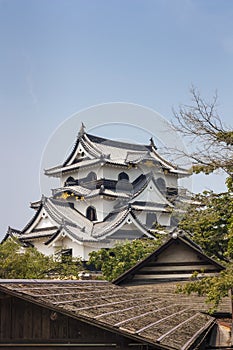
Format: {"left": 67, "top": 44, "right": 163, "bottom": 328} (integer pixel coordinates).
{"left": 4, "top": 124, "right": 189, "bottom": 260}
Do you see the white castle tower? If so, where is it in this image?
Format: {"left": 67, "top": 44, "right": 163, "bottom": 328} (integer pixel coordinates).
{"left": 4, "top": 124, "right": 189, "bottom": 260}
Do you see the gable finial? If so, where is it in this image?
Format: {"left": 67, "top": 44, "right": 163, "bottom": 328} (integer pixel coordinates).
{"left": 61, "top": 218, "right": 66, "bottom": 228}
{"left": 150, "top": 137, "right": 157, "bottom": 150}
{"left": 41, "top": 194, "right": 46, "bottom": 205}
{"left": 78, "top": 122, "right": 86, "bottom": 137}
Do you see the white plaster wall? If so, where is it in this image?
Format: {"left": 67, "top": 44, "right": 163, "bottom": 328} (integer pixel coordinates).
{"left": 33, "top": 240, "right": 55, "bottom": 256}
{"left": 60, "top": 164, "right": 176, "bottom": 189}
{"left": 133, "top": 180, "right": 167, "bottom": 205}
{"left": 102, "top": 198, "right": 118, "bottom": 219}
{"left": 73, "top": 196, "right": 111, "bottom": 222}
{"left": 47, "top": 235, "right": 85, "bottom": 259}
{"left": 36, "top": 216, "right": 53, "bottom": 229}
{"left": 83, "top": 244, "right": 99, "bottom": 261}
{"left": 102, "top": 166, "right": 126, "bottom": 181}
{"left": 140, "top": 165, "right": 163, "bottom": 178}
{"left": 137, "top": 211, "right": 170, "bottom": 226}
{"left": 73, "top": 200, "right": 88, "bottom": 216}
{"left": 62, "top": 237, "right": 85, "bottom": 259}
{"left": 157, "top": 213, "right": 171, "bottom": 226}
{"left": 61, "top": 166, "right": 104, "bottom": 186}
{"left": 164, "top": 174, "right": 178, "bottom": 187}
{"left": 77, "top": 167, "right": 103, "bottom": 179}
{"left": 27, "top": 229, "right": 153, "bottom": 260}
{"left": 102, "top": 166, "right": 142, "bottom": 182}
{"left": 157, "top": 243, "right": 198, "bottom": 263}
{"left": 60, "top": 163, "right": 179, "bottom": 190}
{"left": 74, "top": 196, "right": 119, "bottom": 222}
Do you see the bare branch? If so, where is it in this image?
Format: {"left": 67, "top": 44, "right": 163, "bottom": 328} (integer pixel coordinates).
{"left": 171, "top": 88, "right": 233, "bottom": 177}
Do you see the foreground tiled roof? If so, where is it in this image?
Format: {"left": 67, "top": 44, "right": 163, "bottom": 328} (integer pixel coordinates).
{"left": 0, "top": 280, "right": 227, "bottom": 350}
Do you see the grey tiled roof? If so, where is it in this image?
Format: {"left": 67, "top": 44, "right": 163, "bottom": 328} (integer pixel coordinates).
{"left": 45, "top": 159, "right": 102, "bottom": 177}
{"left": 0, "top": 280, "right": 220, "bottom": 350}
{"left": 18, "top": 195, "right": 156, "bottom": 244}
{"left": 45, "top": 132, "right": 189, "bottom": 176}
{"left": 20, "top": 228, "right": 58, "bottom": 240}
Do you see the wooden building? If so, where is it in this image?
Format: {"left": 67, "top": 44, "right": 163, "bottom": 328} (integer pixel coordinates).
{"left": 113, "top": 234, "right": 224, "bottom": 286}
{"left": 0, "top": 236, "right": 229, "bottom": 349}
{"left": 0, "top": 279, "right": 225, "bottom": 350}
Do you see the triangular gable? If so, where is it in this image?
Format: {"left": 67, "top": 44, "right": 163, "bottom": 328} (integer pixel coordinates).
{"left": 44, "top": 226, "right": 83, "bottom": 247}
{"left": 21, "top": 199, "right": 59, "bottom": 235}
{"left": 63, "top": 136, "right": 81, "bottom": 166}
{"left": 92, "top": 210, "right": 155, "bottom": 240}
{"left": 63, "top": 136, "right": 99, "bottom": 166}
{"left": 113, "top": 235, "right": 224, "bottom": 285}
{"left": 131, "top": 177, "right": 174, "bottom": 208}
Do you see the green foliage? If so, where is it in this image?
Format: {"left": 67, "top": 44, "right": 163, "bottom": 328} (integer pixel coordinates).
{"left": 177, "top": 264, "right": 233, "bottom": 313}
{"left": 226, "top": 176, "right": 233, "bottom": 192}
{"left": 173, "top": 89, "right": 233, "bottom": 308}
{"left": 88, "top": 238, "right": 163, "bottom": 281}
{"left": 177, "top": 169, "right": 233, "bottom": 311}
{"left": 216, "top": 131, "right": 233, "bottom": 146}
{"left": 52, "top": 254, "right": 83, "bottom": 279}
{"left": 0, "top": 240, "right": 82, "bottom": 279}
{"left": 179, "top": 191, "right": 233, "bottom": 261}
{"left": 192, "top": 164, "right": 219, "bottom": 175}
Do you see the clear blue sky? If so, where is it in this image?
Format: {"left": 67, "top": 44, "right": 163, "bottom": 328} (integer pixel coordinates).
{"left": 0, "top": 0, "right": 232, "bottom": 237}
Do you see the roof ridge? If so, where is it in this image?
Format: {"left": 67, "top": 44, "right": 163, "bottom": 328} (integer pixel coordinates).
{"left": 87, "top": 133, "right": 152, "bottom": 152}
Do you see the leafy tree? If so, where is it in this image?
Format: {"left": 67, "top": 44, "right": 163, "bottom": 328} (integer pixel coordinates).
{"left": 88, "top": 238, "right": 163, "bottom": 281}
{"left": 173, "top": 88, "right": 233, "bottom": 309}
{"left": 179, "top": 190, "right": 233, "bottom": 261}
{"left": 177, "top": 266, "right": 233, "bottom": 313}
{"left": 53, "top": 254, "right": 83, "bottom": 279}
{"left": 0, "top": 240, "right": 82, "bottom": 279}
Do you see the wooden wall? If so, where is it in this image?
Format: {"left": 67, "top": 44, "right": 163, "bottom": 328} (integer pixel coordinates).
{"left": 122, "top": 239, "right": 222, "bottom": 285}
{"left": 0, "top": 292, "right": 151, "bottom": 350}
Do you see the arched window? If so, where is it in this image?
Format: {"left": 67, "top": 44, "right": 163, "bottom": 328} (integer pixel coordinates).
{"left": 65, "top": 176, "right": 76, "bottom": 186}
{"left": 86, "top": 206, "right": 97, "bottom": 221}
{"left": 146, "top": 213, "right": 157, "bottom": 229}
{"left": 118, "top": 172, "right": 129, "bottom": 181}
{"left": 116, "top": 172, "right": 132, "bottom": 193}
{"left": 86, "top": 171, "right": 97, "bottom": 182}
{"left": 156, "top": 177, "right": 166, "bottom": 194}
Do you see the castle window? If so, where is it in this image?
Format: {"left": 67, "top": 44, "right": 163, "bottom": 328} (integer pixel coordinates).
{"left": 65, "top": 176, "right": 76, "bottom": 186}
{"left": 118, "top": 172, "right": 129, "bottom": 181}
{"left": 116, "top": 172, "right": 132, "bottom": 192}
{"left": 86, "top": 206, "right": 97, "bottom": 221}
{"left": 86, "top": 171, "right": 97, "bottom": 182}
{"left": 146, "top": 213, "right": 157, "bottom": 229}
{"left": 156, "top": 177, "right": 166, "bottom": 194}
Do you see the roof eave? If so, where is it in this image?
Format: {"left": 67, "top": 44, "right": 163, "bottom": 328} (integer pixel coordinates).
{"left": 0, "top": 283, "right": 172, "bottom": 350}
